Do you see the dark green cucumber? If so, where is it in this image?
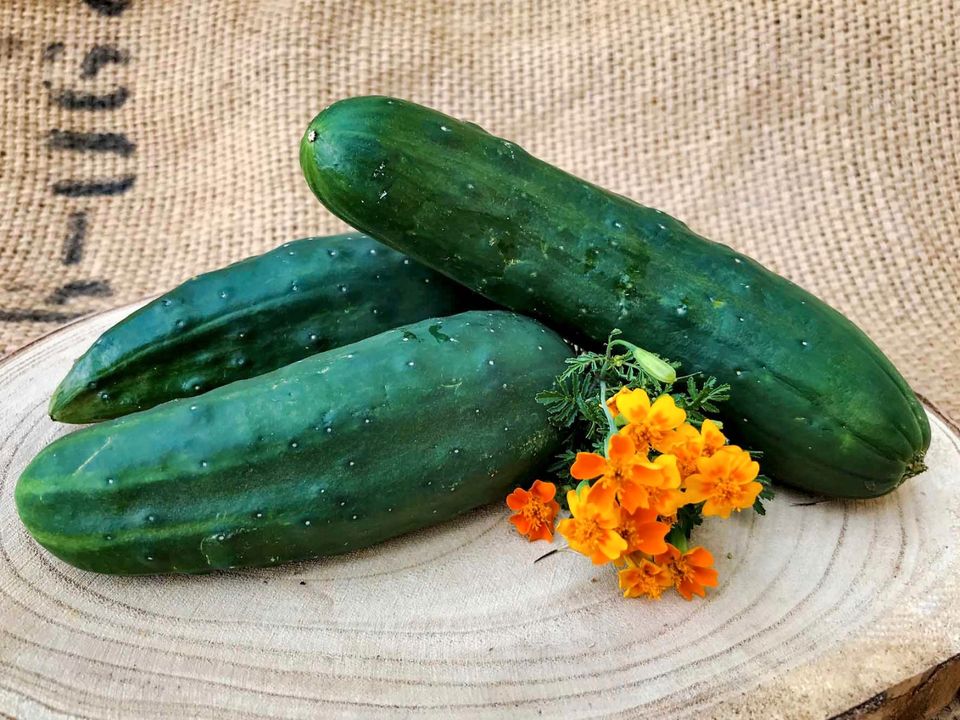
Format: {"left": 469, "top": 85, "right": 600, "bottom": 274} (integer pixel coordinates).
{"left": 49, "top": 233, "right": 479, "bottom": 423}
{"left": 300, "top": 96, "right": 930, "bottom": 499}
{"left": 17, "top": 311, "right": 570, "bottom": 575}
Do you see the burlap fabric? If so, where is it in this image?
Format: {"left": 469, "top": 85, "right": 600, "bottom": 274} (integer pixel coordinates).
{"left": 1, "top": 1, "right": 957, "bottom": 421}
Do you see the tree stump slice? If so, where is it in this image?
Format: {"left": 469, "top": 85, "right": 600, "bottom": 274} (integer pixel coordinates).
{"left": 0, "top": 303, "right": 957, "bottom": 720}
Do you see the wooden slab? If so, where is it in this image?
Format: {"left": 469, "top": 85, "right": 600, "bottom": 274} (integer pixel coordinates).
{"left": 0, "top": 304, "right": 958, "bottom": 720}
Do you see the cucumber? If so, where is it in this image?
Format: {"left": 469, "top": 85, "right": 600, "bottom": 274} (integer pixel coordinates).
{"left": 49, "top": 233, "right": 479, "bottom": 423}
{"left": 299, "top": 96, "right": 930, "bottom": 498}
{"left": 17, "top": 311, "right": 570, "bottom": 575}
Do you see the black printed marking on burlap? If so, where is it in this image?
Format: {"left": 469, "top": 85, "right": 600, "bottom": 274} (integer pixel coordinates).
{"left": 43, "top": 42, "right": 65, "bottom": 62}
{"left": 48, "top": 130, "right": 135, "bottom": 156}
{"left": 81, "top": 45, "right": 129, "bottom": 77}
{"left": 82, "top": 0, "right": 132, "bottom": 17}
{"left": 52, "top": 176, "right": 135, "bottom": 197}
{"left": 46, "top": 280, "right": 113, "bottom": 306}
{"left": 61, "top": 212, "right": 88, "bottom": 265}
{"left": 0, "top": 309, "right": 85, "bottom": 323}
{"left": 53, "top": 86, "right": 129, "bottom": 111}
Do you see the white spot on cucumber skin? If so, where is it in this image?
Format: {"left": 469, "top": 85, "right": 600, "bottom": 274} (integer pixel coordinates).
{"left": 161, "top": 299, "right": 172, "bottom": 307}
{"left": 407, "top": 361, "right": 415, "bottom": 367}
{"left": 440, "top": 125, "right": 451, "bottom": 132}
{"left": 99, "top": 391, "right": 110, "bottom": 401}
{"left": 176, "top": 320, "right": 185, "bottom": 329}
{"left": 218, "top": 290, "right": 228, "bottom": 299}
{"left": 106, "top": 478, "right": 114, "bottom": 485}
{"left": 403, "top": 258, "right": 410, "bottom": 265}
{"left": 291, "top": 284, "right": 300, "bottom": 292}
{"left": 307, "top": 129, "right": 317, "bottom": 142}
{"left": 290, "top": 441, "right": 299, "bottom": 449}
{"left": 304, "top": 520, "right": 311, "bottom": 526}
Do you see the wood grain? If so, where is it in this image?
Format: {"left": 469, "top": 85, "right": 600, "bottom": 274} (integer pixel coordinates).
{"left": 0, "top": 304, "right": 958, "bottom": 720}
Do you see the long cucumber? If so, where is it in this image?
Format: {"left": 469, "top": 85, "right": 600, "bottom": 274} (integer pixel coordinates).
{"left": 50, "top": 233, "right": 479, "bottom": 423}
{"left": 18, "top": 311, "right": 571, "bottom": 574}
{"left": 299, "top": 96, "right": 929, "bottom": 498}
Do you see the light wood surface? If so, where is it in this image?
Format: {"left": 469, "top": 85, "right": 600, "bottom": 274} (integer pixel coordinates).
{"left": 0, "top": 304, "right": 957, "bottom": 720}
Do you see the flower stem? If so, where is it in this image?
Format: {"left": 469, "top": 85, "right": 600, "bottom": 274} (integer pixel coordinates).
{"left": 599, "top": 379, "right": 617, "bottom": 440}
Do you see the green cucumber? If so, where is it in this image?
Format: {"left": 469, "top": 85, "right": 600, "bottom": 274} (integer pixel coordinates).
{"left": 17, "top": 311, "right": 570, "bottom": 575}
{"left": 299, "top": 96, "right": 930, "bottom": 498}
{"left": 49, "top": 233, "right": 479, "bottom": 424}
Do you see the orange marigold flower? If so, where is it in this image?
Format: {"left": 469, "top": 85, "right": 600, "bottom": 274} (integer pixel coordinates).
{"left": 506, "top": 480, "right": 560, "bottom": 542}
{"left": 659, "top": 418, "right": 727, "bottom": 478}
{"left": 618, "top": 558, "right": 674, "bottom": 599}
{"left": 557, "top": 482, "right": 626, "bottom": 564}
{"left": 570, "top": 433, "right": 642, "bottom": 505}
{"left": 684, "top": 445, "right": 763, "bottom": 518}
{"left": 655, "top": 544, "right": 719, "bottom": 600}
{"left": 615, "top": 388, "right": 687, "bottom": 455}
{"left": 618, "top": 506, "right": 670, "bottom": 556}
{"left": 628, "top": 453, "right": 685, "bottom": 515}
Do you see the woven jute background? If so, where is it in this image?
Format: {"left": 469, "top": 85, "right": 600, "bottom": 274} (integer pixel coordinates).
{"left": 0, "top": 0, "right": 957, "bottom": 420}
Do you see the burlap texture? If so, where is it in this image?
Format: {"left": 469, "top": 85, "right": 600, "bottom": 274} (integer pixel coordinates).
{"left": 0, "top": 1, "right": 957, "bottom": 420}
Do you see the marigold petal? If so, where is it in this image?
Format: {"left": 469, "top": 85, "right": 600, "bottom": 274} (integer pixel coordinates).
{"left": 526, "top": 523, "right": 554, "bottom": 542}
{"left": 677, "top": 579, "right": 704, "bottom": 600}
{"left": 681, "top": 474, "right": 711, "bottom": 503}
{"left": 650, "top": 488, "right": 685, "bottom": 516}
{"left": 607, "top": 433, "right": 636, "bottom": 463}
{"left": 701, "top": 497, "right": 733, "bottom": 518}
{"left": 509, "top": 513, "right": 532, "bottom": 534}
{"left": 654, "top": 544, "right": 682, "bottom": 565}
{"left": 585, "top": 481, "right": 620, "bottom": 520}
{"left": 735, "top": 481, "right": 764, "bottom": 508}
{"left": 700, "top": 419, "right": 726, "bottom": 452}
{"left": 654, "top": 454, "right": 682, "bottom": 488}
{"left": 530, "top": 479, "right": 557, "bottom": 503}
{"left": 616, "top": 481, "right": 648, "bottom": 514}
{"left": 633, "top": 521, "right": 670, "bottom": 555}
{"left": 505, "top": 488, "right": 530, "bottom": 511}
{"left": 691, "top": 566, "right": 719, "bottom": 587}
{"left": 595, "top": 530, "right": 628, "bottom": 562}
{"left": 616, "top": 388, "right": 652, "bottom": 423}
{"left": 649, "top": 394, "right": 687, "bottom": 429}
{"left": 570, "top": 452, "right": 607, "bottom": 480}
{"left": 686, "top": 546, "right": 715, "bottom": 568}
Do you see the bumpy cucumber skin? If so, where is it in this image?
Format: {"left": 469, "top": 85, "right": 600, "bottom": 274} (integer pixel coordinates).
{"left": 17, "top": 311, "right": 570, "bottom": 575}
{"left": 49, "top": 233, "right": 478, "bottom": 423}
{"left": 300, "top": 96, "right": 930, "bottom": 499}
